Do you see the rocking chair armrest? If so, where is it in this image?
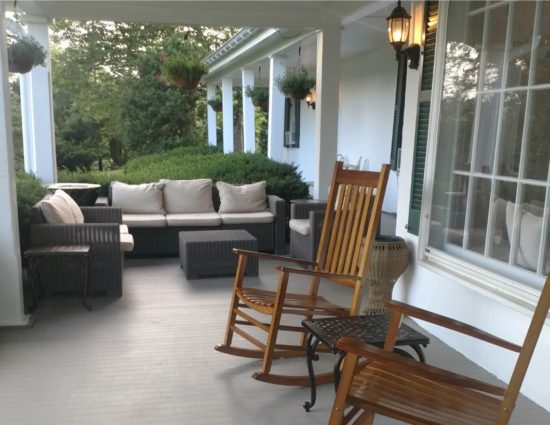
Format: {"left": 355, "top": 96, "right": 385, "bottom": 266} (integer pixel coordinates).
{"left": 336, "top": 336, "right": 506, "bottom": 396}
{"left": 388, "top": 300, "right": 522, "bottom": 352}
{"left": 232, "top": 248, "right": 316, "bottom": 267}
{"left": 275, "top": 265, "right": 361, "bottom": 282}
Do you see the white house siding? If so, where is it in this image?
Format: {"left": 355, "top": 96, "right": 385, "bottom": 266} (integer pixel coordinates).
{"left": 279, "top": 47, "right": 398, "bottom": 206}
{"left": 393, "top": 5, "right": 550, "bottom": 411}
{"left": 338, "top": 47, "right": 398, "bottom": 213}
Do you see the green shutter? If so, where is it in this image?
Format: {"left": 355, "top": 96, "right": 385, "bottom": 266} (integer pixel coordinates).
{"left": 390, "top": 55, "right": 408, "bottom": 171}
{"left": 407, "top": 1, "right": 438, "bottom": 235}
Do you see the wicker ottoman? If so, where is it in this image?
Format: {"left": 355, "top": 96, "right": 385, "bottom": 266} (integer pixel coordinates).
{"left": 179, "top": 230, "right": 258, "bottom": 279}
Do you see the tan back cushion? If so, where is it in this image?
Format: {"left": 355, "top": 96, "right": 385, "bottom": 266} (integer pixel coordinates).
{"left": 159, "top": 179, "right": 214, "bottom": 214}
{"left": 111, "top": 181, "right": 165, "bottom": 214}
{"left": 55, "top": 189, "right": 84, "bottom": 223}
{"left": 40, "top": 193, "right": 77, "bottom": 224}
{"left": 216, "top": 181, "right": 267, "bottom": 213}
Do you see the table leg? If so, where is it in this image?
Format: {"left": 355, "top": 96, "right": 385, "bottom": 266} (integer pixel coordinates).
{"left": 26, "top": 258, "right": 39, "bottom": 313}
{"left": 79, "top": 254, "right": 92, "bottom": 311}
{"left": 303, "top": 332, "right": 321, "bottom": 412}
{"left": 333, "top": 351, "right": 347, "bottom": 391}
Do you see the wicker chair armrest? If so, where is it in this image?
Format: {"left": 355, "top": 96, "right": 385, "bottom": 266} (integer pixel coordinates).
{"left": 267, "top": 195, "right": 286, "bottom": 254}
{"left": 388, "top": 301, "right": 522, "bottom": 352}
{"left": 81, "top": 207, "right": 122, "bottom": 224}
{"left": 291, "top": 200, "right": 327, "bottom": 219}
{"left": 31, "top": 223, "right": 121, "bottom": 247}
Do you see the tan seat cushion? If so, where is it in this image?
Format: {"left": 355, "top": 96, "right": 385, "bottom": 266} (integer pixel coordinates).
{"left": 40, "top": 193, "right": 76, "bottom": 224}
{"left": 55, "top": 189, "right": 85, "bottom": 223}
{"left": 289, "top": 219, "right": 310, "bottom": 236}
{"left": 120, "top": 233, "right": 135, "bottom": 252}
{"left": 122, "top": 214, "right": 167, "bottom": 228}
{"left": 111, "top": 181, "right": 165, "bottom": 214}
{"left": 166, "top": 213, "right": 222, "bottom": 227}
{"left": 216, "top": 181, "right": 267, "bottom": 213}
{"left": 160, "top": 179, "right": 215, "bottom": 214}
{"left": 119, "top": 224, "right": 129, "bottom": 234}
{"left": 220, "top": 211, "right": 274, "bottom": 225}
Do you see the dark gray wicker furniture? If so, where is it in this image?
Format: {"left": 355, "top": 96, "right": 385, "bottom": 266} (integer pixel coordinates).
{"left": 25, "top": 245, "right": 92, "bottom": 310}
{"left": 301, "top": 314, "right": 430, "bottom": 411}
{"left": 179, "top": 230, "right": 258, "bottom": 279}
{"left": 289, "top": 199, "right": 327, "bottom": 261}
{"left": 30, "top": 206, "right": 124, "bottom": 297}
{"left": 108, "top": 186, "right": 286, "bottom": 257}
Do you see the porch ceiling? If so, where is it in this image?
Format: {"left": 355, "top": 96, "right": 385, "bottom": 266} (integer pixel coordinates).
{"left": 16, "top": 1, "right": 369, "bottom": 28}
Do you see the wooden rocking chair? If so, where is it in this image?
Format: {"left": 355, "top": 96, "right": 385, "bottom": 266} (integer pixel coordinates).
{"left": 215, "top": 161, "right": 390, "bottom": 385}
{"left": 328, "top": 272, "right": 550, "bottom": 425}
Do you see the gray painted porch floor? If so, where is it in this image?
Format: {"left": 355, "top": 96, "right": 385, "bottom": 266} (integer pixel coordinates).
{"left": 1, "top": 257, "right": 549, "bottom": 425}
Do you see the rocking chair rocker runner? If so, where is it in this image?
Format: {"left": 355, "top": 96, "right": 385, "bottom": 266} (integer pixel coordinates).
{"left": 215, "top": 161, "right": 390, "bottom": 385}
{"left": 328, "top": 272, "right": 550, "bottom": 425}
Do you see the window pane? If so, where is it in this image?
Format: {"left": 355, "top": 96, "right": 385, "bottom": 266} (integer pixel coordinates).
{"left": 467, "top": 178, "right": 491, "bottom": 253}
{"left": 497, "top": 91, "right": 527, "bottom": 177}
{"left": 506, "top": 1, "right": 536, "bottom": 88}
{"left": 474, "top": 93, "right": 500, "bottom": 173}
{"left": 510, "top": 185, "right": 547, "bottom": 272}
{"left": 525, "top": 89, "right": 550, "bottom": 181}
{"left": 488, "top": 181, "right": 517, "bottom": 262}
{"left": 429, "top": 174, "right": 468, "bottom": 249}
{"left": 534, "top": 2, "right": 550, "bottom": 85}
{"left": 483, "top": 4, "right": 509, "bottom": 90}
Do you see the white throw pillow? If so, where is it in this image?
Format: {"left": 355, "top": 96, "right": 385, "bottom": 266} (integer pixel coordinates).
{"left": 216, "top": 181, "right": 267, "bottom": 213}
{"left": 55, "top": 189, "right": 85, "bottom": 223}
{"left": 111, "top": 181, "right": 165, "bottom": 214}
{"left": 159, "top": 179, "right": 214, "bottom": 214}
{"left": 40, "top": 193, "right": 76, "bottom": 224}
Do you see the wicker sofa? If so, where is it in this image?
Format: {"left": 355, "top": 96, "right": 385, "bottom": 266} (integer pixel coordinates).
{"left": 30, "top": 199, "right": 131, "bottom": 297}
{"left": 106, "top": 179, "right": 286, "bottom": 257}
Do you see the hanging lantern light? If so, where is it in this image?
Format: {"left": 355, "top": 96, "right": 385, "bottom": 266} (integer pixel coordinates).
{"left": 386, "top": 1, "right": 420, "bottom": 69}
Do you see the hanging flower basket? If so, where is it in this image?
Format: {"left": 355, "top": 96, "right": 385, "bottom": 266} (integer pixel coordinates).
{"left": 245, "top": 86, "right": 269, "bottom": 112}
{"left": 207, "top": 97, "right": 222, "bottom": 112}
{"left": 7, "top": 35, "right": 47, "bottom": 74}
{"left": 160, "top": 55, "right": 208, "bottom": 91}
{"left": 275, "top": 67, "right": 315, "bottom": 100}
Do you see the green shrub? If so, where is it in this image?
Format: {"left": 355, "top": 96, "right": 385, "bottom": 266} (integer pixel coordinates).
{"left": 59, "top": 146, "right": 309, "bottom": 203}
{"left": 160, "top": 55, "right": 208, "bottom": 90}
{"left": 16, "top": 173, "right": 46, "bottom": 253}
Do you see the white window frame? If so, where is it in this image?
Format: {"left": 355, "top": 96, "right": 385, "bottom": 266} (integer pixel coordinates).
{"left": 418, "top": 0, "right": 549, "bottom": 309}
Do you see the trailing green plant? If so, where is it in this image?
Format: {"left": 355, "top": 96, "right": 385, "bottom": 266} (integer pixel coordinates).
{"left": 275, "top": 67, "right": 315, "bottom": 100}
{"left": 245, "top": 86, "right": 269, "bottom": 111}
{"left": 7, "top": 34, "right": 47, "bottom": 74}
{"left": 16, "top": 173, "right": 46, "bottom": 254}
{"left": 160, "top": 55, "right": 208, "bottom": 90}
{"left": 207, "top": 96, "right": 222, "bottom": 112}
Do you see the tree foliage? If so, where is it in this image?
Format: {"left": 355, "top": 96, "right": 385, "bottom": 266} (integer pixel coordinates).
{"left": 48, "top": 20, "right": 238, "bottom": 168}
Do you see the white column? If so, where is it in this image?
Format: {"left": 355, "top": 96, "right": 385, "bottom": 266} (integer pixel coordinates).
{"left": 206, "top": 83, "right": 217, "bottom": 147}
{"left": 313, "top": 26, "right": 341, "bottom": 199}
{"left": 21, "top": 16, "right": 56, "bottom": 184}
{"left": 0, "top": 2, "right": 31, "bottom": 327}
{"left": 221, "top": 77, "right": 234, "bottom": 153}
{"left": 241, "top": 69, "right": 255, "bottom": 153}
{"left": 267, "top": 56, "right": 286, "bottom": 161}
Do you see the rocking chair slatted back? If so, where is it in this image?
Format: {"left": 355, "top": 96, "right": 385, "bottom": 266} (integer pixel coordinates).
{"left": 316, "top": 163, "right": 389, "bottom": 284}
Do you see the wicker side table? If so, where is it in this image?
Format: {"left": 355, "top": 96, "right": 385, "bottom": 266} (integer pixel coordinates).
{"left": 179, "top": 230, "right": 258, "bottom": 279}
{"left": 364, "top": 235, "right": 409, "bottom": 314}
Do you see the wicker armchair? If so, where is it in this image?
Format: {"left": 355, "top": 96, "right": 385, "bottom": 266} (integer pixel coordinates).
{"left": 30, "top": 206, "right": 125, "bottom": 297}
{"left": 289, "top": 200, "right": 327, "bottom": 261}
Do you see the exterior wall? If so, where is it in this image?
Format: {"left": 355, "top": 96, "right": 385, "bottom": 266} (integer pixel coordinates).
{"left": 283, "top": 103, "right": 316, "bottom": 185}
{"left": 277, "top": 47, "right": 397, "bottom": 205}
{"left": 337, "top": 47, "right": 398, "bottom": 212}
{"left": 394, "top": 8, "right": 550, "bottom": 411}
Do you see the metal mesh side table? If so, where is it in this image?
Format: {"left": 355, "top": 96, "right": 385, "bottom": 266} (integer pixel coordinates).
{"left": 301, "top": 314, "right": 429, "bottom": 411}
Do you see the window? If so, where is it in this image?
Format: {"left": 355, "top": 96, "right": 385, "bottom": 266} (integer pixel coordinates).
{"left": 425, "top": 1, "right": 550, "bottom": 289}
{"left": 283, "top": 98, "right": 300, "bottom": 148}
